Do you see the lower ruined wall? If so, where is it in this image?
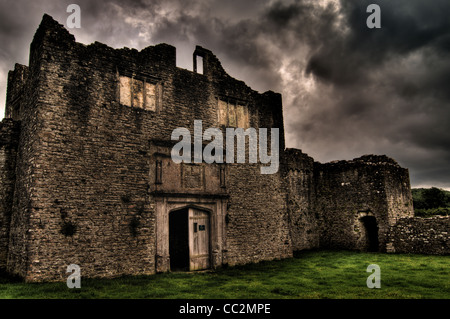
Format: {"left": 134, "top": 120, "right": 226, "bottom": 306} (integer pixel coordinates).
{"left": 312, "top": 155, "right": 413, "bottom": 252}
{"left": 282, "top": 152, "right": 413, "bottom": 253}
{"left": 387, "top": 216, "right": 450, "bottom": 255}
{"left": 0, "top": 119, "right": 20, "bottom": 270}
{"left": 313, "top": 158, "right": 389, "bottom": 251}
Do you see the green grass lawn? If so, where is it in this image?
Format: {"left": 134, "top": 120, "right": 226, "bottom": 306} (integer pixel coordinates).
{"left": 0, "top": 250, "right": 448, "bottom": 299}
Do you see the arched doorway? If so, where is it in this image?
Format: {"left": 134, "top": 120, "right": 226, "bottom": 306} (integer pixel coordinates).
{"left": 169, "top": 207, "right": 211, "bottom": 271}
{"left": 360, "top": 216, "right": 379, "bottom": 252}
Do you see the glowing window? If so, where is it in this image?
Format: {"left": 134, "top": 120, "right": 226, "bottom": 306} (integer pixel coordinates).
{"left": 119, "top": 75, "right": 157, "bottom": 112}
{"left": 217, "top": 99, "right": 249, "bottom": 128}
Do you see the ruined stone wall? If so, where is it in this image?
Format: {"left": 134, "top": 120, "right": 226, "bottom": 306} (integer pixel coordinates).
{"left": 282, "top": 148, "right": 319, "bottom": 251}
{"left": 225, "top": 163, "right": 292, "bottom": 266}
{"left": 383, "top": 162, "right": 414, "bottom": 225}
{"left": 313, "top": 155, "right": 412, "bottom": 252}
{"left": 222, "top": 90, "right": 291, "bottom": 266}
{"left": 0, "top": 119, "right": 20, "bottom": 269}
{"left": 6, "top": 15, "right": 291, "bottom": 281}
{"left": 387, "top": 217, "right": 450, "bottom": 255}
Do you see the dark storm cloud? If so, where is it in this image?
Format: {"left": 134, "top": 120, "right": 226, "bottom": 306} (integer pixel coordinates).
{"left": 280, "top": 0, "right": 450, "bottom": 189}
{"left": 0, "top": 0, "right": 449, "bottom": 189}
{"left": 305, "top": 0, "right": 450, "bottom": 85}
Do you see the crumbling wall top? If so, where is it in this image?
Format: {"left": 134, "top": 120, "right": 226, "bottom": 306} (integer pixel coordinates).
{"left": 30, "top": 14, "right": 177, "bottom": 72}
{"left": 282, "top": 148, "right": 315, "bottom": 172}
{"left": 321, "top": 154, "right": 401, "bottom": 168}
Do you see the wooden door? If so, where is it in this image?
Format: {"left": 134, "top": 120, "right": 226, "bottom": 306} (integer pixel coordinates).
{"left": 188, "top": 208, "right": 210, "bottom": 271}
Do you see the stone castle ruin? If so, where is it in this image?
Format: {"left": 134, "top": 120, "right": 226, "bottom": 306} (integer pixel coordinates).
{"left": 0, "top": 15, "right": 448, "bottom": 282}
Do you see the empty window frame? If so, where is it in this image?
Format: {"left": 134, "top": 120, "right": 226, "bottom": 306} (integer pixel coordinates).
{"left": 195, "top": 55, "right": 204, "bottom": 74}
{"left": 217, "top": 99, "right": 249, "bottom": 128}
{"left": 119, "top": 75, "right": 157, "bottom": 112}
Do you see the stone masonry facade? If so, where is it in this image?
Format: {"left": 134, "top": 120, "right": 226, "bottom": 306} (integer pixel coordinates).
{"left": 0, "top": 15, "right": 447, "bottom": 282}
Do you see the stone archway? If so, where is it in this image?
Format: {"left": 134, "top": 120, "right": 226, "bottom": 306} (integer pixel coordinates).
{"left": 154, "top": 195, "right": 227, "bottom": 273}
{"left": 355, "top": 211, "right": 380, "bottom": 252}
{"left": 360, "top": 215, "right": 379, "bottom": 252}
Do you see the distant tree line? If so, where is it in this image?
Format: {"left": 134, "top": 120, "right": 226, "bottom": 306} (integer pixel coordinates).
{"left": 412, "top": 187, "right": 450, "bottom": 217}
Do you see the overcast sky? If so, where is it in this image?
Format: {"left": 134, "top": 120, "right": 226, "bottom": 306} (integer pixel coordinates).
{"left": 0, "top": 0, "right": 449, "bottom": 190}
